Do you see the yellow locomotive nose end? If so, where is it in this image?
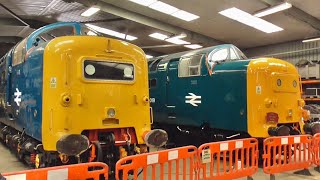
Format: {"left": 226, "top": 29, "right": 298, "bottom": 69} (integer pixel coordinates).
{"left": 143, "top": 129, "right": 168, "bottom": 148}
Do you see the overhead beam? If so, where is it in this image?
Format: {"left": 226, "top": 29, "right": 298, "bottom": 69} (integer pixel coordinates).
{"left": 71, "top": 0, "right": 224, "bottom": 45}
{"left": 260, "top": 0, "right": 320, "bottom": 31}
{"left": 80, "top": 17, "right": 126, "bottom": 24}
{"left": 0, "top": 3, "right": 29, "bottom": 26}
{"left": 0, "top": 36, "right": 22, "bottom": 43}
{"left": 0, "top": 18, "right": 25, "bottom": 26}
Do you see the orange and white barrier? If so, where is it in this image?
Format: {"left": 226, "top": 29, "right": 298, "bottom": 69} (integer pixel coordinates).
{"left": 115, "top": 146, "right": 198, "bottom": 180}
{"left": 313, "top": 133, "right": 320, "bottom": 168}
{"left": 2, "top": 162, "right": 108, "bottom": 180}
{"left": 198, "top": 138, "right": 259, "bottom": 180}
{"left": 263, "top": 135, "right": 313, "bottom": 178}
{"left": 6, "top": 134, "right": 320, "bottom": 180}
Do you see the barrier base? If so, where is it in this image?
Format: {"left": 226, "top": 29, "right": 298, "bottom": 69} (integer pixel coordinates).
{"left": 293, "top": 169, "right": 312, "bottom": 176}
{"left": 315, "top": 166, "right": 320, "bottom": 173}
{"left": 270, "top": 174, "right": 275, "bottom": 180}
{"left": 247, "top": 176, "right": 253, "bottom": 180}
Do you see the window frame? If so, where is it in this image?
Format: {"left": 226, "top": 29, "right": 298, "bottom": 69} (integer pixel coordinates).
{"left": 34, "top": 26, "right": 76, "bottom": 46}
{"left": 229, "top": 47, "right": 240, "bottom": 60}
{"left": 208, "top": 48, "right": 230, "bottom": 63}
{"left": 12, "top": 38, "right": 27, "bottom": 66}
{"left": 82, "top": 59, "right": 136, "bottom": 84}
{"left": 149, "top": 58, "right": 162, "bottom": 72}
{"left": 178, "top": 54, "right": 203, "bottom": 78}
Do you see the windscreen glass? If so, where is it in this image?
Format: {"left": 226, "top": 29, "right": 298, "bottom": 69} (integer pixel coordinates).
{"left": 84, "top": 60, "right": 134, "bottom": 81}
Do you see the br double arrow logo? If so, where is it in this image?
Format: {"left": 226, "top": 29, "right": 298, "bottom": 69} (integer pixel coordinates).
{"left": 185, "top": 93, "right": 201, "bottom": 107}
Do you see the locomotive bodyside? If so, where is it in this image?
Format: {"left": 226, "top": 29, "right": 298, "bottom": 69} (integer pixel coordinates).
{"left": 149, "top": 44, "right": 306, "bottom": 146}
{"left": 0, "top": 22, "right": 167, "bottom": 174}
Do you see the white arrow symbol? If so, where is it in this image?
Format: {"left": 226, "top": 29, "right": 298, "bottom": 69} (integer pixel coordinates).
{"left": 14, "top": 88, "right": 22, "bottom": 106}
{"left": 185, "top": 93, "right": 201, "bottom": 107}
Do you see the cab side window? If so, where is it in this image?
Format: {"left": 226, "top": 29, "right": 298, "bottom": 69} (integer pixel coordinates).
{"left": 230, "top": 48, "right": 239, "bottom": 60}
{"left": 149, "top": 58, "right": 162, "bottom": 72}
{"left": 35, "top": 26, "right": 75, "bottom": 45}
{"left": 13, "top": 38, "right": 27, "bottom": 66}
{"left": 207, "top": 48, "right": 228, "bottom": 69}
{"left": 178, "top": 54, "right": 202, "bottom": 77}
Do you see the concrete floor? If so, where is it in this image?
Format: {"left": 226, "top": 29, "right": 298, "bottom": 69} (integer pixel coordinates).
{"left": 0, "top": 142, "right": 29, "bottom": 173}
{"left": 1, "top": 142, "right": 320, "bottom": 179}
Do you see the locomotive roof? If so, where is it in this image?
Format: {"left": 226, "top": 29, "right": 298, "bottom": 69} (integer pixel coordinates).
{"left": 152, "top": 44, "right": 241, "bottom": 63}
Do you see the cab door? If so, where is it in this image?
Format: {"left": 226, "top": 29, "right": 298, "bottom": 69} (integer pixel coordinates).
{"left": 165, "top": 59, "right": 179, "bottom": 121}
{"left": 5, "top": 50, "right": 14, "bottom": 119}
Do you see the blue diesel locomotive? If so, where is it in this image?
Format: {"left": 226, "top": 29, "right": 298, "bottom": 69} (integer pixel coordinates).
{"left": 0, "top": 22, "right": 167, "bottom": 174}
{"left": 149, "top": 44, "right": 312, "bottom": 146}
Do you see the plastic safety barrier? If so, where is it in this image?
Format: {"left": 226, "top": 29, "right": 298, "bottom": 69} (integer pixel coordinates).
{"left": 313, "top": 133, "right": 320, "bottom": 170}
{"left": 263, "top": 135, "right": 313, "bottom": 179}
{"left": 198, "top": 138, "right": 259, "bottom": 180}
{"left": 115, "top": 146, "right": 198, "bottom": 180}
{"left": 3, "top": 162, "right": 108, "bottom": 180}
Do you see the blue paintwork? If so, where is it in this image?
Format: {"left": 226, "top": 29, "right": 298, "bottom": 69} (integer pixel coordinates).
{"left": 0, "top": 22, "right": 85, "bottom": 141}
{"left": 149, "top": 44, "right": 250, "bottom": 132}
{"left": 26, "top": 22, "right": 82, "bottom": 50}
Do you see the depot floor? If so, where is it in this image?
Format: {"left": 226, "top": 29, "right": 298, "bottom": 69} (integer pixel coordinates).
{"left": 1, "top": 142, "right": 320, "bottom": 180}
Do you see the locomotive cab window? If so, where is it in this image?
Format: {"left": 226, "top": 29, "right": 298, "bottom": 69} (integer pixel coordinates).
{"left": 34, "top": 26, "right": 75, "bottom": 45}
{"left": 178, "top": 54, "right": 203, "bottom": 77}
{"left": 149, "top": 58, "right": 162, "bottom": 72}
{"left": 83, "top": 60, "right": 134, "bottom": 81}
{"left": 207, "top": 48, "right": 228, "bottom": 69}
{"left": 13, "top": 38, "right": 27, "bottom": 66}
{"left": 230, "top": 48, "right": 239, "bottom": 60}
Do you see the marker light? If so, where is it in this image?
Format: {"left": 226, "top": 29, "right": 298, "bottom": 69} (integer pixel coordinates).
{"left": 107, "top": 108, "right": 116, "bottom": 118}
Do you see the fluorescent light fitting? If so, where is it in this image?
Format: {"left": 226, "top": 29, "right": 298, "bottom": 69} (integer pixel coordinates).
{"left": 146, "top": 55, "right": 154, "bottom": 58}
{"left": 219, "top": 7, "right": 283, "bottom": 33}
{"left": 254, "top": 2, "right": 292, "bottom": 17}
{"left": 302, "top": 37, "right": 320, "bottom": 43}
{"left": 148, "top": 1, "right": 179, "bottom": 14}
{"left": 165, "top": 37, "right": 190, "bottom": 45}
{"left": 85, "top": 24, "right": 137, "bottom": 41}
{"left": 184, "top": 44, "right": 203, "bottom": 49}
{"left": 149, "top": 32, "right": 169, "bottom": 40}
{"left": 81, "top": 7, "right": 100, "bottom": 17}
{"left": 129, "top": 0, "right": 158, "bottom": 6}
{"left": 125, "top": 35, "right": 138, "bottom": 41}
{"left": 171, "top": 10, "right": 199, "bottom": 21}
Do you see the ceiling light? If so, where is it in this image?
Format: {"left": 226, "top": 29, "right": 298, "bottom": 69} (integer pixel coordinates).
{"left": 302, "top": 37, "right": 320, "bottom": 43}
{"left": 148, "top": 1, "right": 179, "bottom": 14}
{"left": 146, "top": 55, "right": 154, "bottom": 58}
{"left": 254, "top": 2, "right": 292, "bottom": 17}
{"left": 219, "top": 7, "right": 283, "bottom": 33}
{"left": 184, "top": 44, "right": 203, "bottom": 49}
{"left": 165, "top": 37, "right": 190, "bottom": 45}
{"left": 125, "top": 35, "right": 138, "bottom": 41}
{"left": 149, "top": 32, "right": 169, "bottom": 40}
{"left": 81, "top": 7, "right": 100, "bottom": 17}
{"left": 171, "top": 10, "right": 199, "bottom": 21}
{"left": 85, "top": 24, "right": 137, "bottom": 41}
{"left": 129, "top": 0, "right": 157, "bottom": 6}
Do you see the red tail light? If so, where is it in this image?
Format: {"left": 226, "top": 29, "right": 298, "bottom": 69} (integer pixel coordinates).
{"left": 266, "top": 112, "right": 279, "bottom": 123}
